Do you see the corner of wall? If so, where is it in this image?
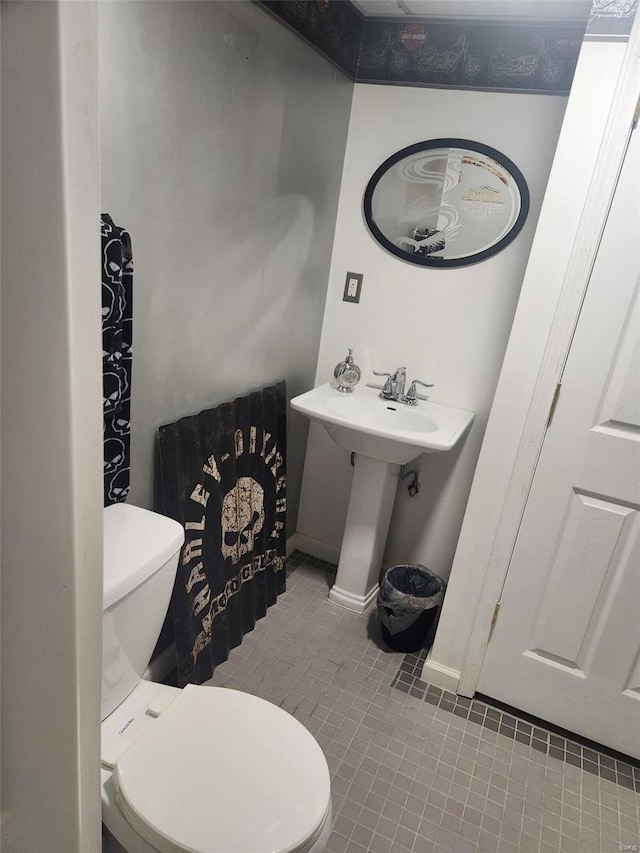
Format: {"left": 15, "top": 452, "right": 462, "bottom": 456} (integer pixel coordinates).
{"left": 1, "top": 3, "right": 103, "bottom": 850}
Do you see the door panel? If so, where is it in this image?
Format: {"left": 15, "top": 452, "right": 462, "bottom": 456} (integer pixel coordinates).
{"left": 528, "top": 491, "right": 637, "bottom": 673}
{"left": 596, "top": 288, "right": 640, "bottom": 431}
{"left": 478, "top": 130, "right": 640, "bottom": 758}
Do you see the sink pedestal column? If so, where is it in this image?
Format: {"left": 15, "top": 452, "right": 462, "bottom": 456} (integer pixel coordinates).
{"left": 328, "top": 455, "right": 400, "bottom": 613}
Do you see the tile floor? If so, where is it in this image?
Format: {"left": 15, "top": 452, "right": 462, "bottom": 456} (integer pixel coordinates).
{"left": 392, "top": 651, "right": 640, "bottom": 794}
{"left": 204, "top": 552, "right": 640, "bottom": 853}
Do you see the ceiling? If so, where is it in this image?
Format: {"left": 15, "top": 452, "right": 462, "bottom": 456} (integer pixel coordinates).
{"left": 350, "top": 0, "right": 592, "bottom": 21}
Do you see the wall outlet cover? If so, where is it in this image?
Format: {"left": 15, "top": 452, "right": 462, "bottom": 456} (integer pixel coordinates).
{"left": 343, "top": 271, "right": 363, "bottom": 303}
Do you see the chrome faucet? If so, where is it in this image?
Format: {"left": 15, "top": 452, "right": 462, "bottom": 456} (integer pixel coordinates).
{"left": 373, "top": 367, "right": 433, "bottom": 405}
{"left": 373, "top": 366, "right": 406, "bottom": 401}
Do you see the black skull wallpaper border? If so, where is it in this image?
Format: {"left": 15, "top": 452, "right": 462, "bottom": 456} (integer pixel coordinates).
{"left": 159, "top": 382, "right": 287, "bottom": 685}
{"left": 101, "top": 214, "right": 133, "bottom": 506}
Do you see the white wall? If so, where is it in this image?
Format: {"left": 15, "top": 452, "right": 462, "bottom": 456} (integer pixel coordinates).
{"left": 99, "top": 1, "right": 354, "bottom": 531}
{"left": 297, "top": 84, "right": 567, "bottom": 579}
{"left": 1, "top": 3, "right": 103, "bottom": 851}
{"left": 425, "top": 37, "right": 629, "bottom": 690}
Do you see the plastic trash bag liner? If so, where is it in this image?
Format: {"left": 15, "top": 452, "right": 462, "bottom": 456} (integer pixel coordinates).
{"left": 377, "top": 564, "right": 446, "bottom": 636}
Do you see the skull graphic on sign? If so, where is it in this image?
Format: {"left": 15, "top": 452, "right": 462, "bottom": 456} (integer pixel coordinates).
{"left": 220, "top": 477, "right": 265, "bottom": 564}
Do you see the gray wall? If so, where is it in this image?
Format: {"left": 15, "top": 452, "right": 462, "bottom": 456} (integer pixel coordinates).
{"left": 99, "top": 1, "right": 353, "bottom": 529}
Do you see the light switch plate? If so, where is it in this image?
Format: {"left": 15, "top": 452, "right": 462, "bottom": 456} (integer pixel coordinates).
{"left": 343, "top": 271, "right": 363, "bottom": 303}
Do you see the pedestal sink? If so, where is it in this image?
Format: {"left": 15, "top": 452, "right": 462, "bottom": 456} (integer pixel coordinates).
{"left": 291, "top": 383, "right": 475, "bottom": 612}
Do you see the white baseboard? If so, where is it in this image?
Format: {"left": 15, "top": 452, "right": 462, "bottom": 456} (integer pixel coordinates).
{"left": 286, "top": 534, "right": 299, "bottom": 557}
{"left": 328, "top": 582, "right": 378, "bottom": 613}
{"left": 293, "top": 532, "right": 341, "bottom": 566}
{"left": 421, "top": 656, "right": 461, "bottom": 694}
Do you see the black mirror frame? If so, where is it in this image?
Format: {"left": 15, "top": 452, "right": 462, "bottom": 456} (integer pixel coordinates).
{"left": 363, "top": 138, "right": 530, "bottom": 269}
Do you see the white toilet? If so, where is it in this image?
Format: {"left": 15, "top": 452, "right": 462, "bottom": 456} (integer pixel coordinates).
{"left": 101, "top": 503, "right": 332, "bottom": 853}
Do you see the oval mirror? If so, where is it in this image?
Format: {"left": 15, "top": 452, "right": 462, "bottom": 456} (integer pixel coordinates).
{"left": 363, "top": 139, "right": 530, "bottom": 269}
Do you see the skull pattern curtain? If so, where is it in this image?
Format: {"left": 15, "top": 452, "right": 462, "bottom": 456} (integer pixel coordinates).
{"left": 101, "top": 214, "right": 133, "bottom": 506}
{"left": 158, "top": 382, "right": 287, "bottom": 685}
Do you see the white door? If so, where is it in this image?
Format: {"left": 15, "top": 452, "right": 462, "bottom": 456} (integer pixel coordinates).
{"left": 478, "top": 129, "right": 640, "bottom": 759}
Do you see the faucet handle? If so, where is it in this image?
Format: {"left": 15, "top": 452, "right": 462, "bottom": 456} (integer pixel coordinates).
{"left": 372, "top": 370, "right": 392, "bottom": 377}
{"left": 406, "top": 379, "right": 434, "bottom": 402}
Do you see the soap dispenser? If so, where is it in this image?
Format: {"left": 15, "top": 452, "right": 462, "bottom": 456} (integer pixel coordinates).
{"left": 334, "top": 348, "right": 361, "bottom": 393}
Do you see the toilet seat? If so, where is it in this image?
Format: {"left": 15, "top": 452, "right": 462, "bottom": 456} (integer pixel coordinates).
{"left": 110, "top": 684, "right": 332, "bottom": 853}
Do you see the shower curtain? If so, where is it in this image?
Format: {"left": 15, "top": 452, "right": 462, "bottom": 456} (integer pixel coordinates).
{"left": 101, "top": 214, "right": 133, "bottom": 506}
{"left": 159, "top": 382, "right": 287, "bottom": 685}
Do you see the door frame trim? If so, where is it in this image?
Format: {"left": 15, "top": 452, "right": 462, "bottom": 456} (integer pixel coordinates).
{"left": 457, "top": 17, "right": 640, "bottom": 697}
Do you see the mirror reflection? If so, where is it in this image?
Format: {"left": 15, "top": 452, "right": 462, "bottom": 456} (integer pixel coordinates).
{"left": 364, "top": 140, "right": 529, "bottom": 268}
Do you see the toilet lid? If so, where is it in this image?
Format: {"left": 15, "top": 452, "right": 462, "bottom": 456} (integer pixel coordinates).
{"left": 113, "top": 684, "right": 331, "bottom": 853}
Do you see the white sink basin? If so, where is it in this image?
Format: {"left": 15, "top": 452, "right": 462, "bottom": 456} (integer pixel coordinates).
{"left": 291, "top": 383, "right": 475, "bottom": 465}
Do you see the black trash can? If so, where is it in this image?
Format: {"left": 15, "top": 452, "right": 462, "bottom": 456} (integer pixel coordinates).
{"left": 377, "top": 564, "right": 446, "bottom": 653}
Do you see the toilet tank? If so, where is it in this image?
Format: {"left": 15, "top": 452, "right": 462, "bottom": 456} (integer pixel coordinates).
{"left": 102, "top": 503, "right": 185, "bottom": 720}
